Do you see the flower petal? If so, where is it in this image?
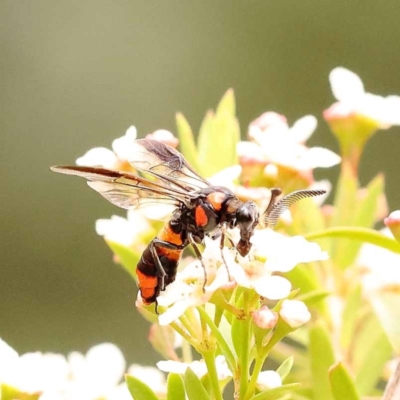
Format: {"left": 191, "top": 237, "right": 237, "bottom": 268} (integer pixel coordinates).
{"left": 254, "top": 275, "right": 291, "bottom": 300}
{"left": 329, "top": 67, "right": 365, "bottom": 102}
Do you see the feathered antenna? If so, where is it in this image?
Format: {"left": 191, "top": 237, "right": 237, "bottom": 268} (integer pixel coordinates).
{"left": 264, "top": 189, "right": 326, "bottom": 228}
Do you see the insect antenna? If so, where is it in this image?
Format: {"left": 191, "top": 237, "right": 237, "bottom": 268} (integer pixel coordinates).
{"left": 264, "top": 189, "right": 326, "bottom": 228}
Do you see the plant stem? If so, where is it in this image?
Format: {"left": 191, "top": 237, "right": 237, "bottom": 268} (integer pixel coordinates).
{"left": 238, "top": 315, "right": 251, "bottom": 399}
{"left": 198, "top": 306, "right": 236, "bottom": 373}
{"left": 203, "top": 349, "right": 224, "bottom": 400}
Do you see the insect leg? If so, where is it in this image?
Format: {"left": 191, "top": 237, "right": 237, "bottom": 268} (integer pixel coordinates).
{"left": 148, "top": 241, "right": 168, "bottom": 292}
{"left": 188, "top": 234, "right": 208, "bottom": 290}
{"left": 219, "top": 225, "right": 232, "bottom": 281}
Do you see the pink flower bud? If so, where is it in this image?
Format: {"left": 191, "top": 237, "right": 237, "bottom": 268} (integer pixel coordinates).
{"left": 384, "top": 211, "right": 400, "bottom": 243}
{"left": 252, "top": 306, "right": 278, "bottom": 329}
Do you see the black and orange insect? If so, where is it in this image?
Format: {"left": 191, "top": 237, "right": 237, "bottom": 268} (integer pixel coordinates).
{"left": 51, "top": 139, "right": 324, "bottom": 306}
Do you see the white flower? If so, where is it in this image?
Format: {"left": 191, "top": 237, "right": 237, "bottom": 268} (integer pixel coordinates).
{"left": 145, "top": 129, "right": 179, "bottom": 147}
{"left": 357, "top": 228, "right": 400, "bottom": 292}
{"left": 229, "top": 229, "right": 327, "bottom": 301}
{"left": 157, "top": 238, "right": 231, "bottom": 325}
{"left": 252, "top": 230, "right": 329, "bottom": 273}
{"left": 0, "top": 338, "right": 69, "bottom": 396}
{"left": 0, "top": 340, "right": 133, "bottom": 400}
{"left": 208, "top": 165, "right": 242, "bottom": 191}
{"left": 240, "top": 113, "right": 340, "bottom": 172}
{"left": 256, "top": 370, "right": 282, "bottom": 390}
{"left": 76, "top": 126, "right": 137, "bottom": 169}
{"left": 157, "top": 355, "right": 232, "bottom": 381}
{"left": 96, "top": 209, "right": 154, "bottom": 247}
{"left": 67, "top": 343, "right": 126, "bottom": 400}
{"left": 279, "top": 299, "right": 311, "bottom": 328}
{"left": 327, "top": 67, "right": 400, "bottom": 128}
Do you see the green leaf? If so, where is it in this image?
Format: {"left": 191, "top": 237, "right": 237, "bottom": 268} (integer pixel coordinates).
{"left": 197, "top": 90, "right": 239, "bottom": 177}
{"left": 329, "top": 362, "right": 360, "bottom": 400}
{"left": 149, "top": 324, "right": 178, "bottom": 360}
{"left": 353, "top": 174, "right": 384, "bottom": 229}
{"left": 309, "top": 324, "right": 335, "bottom": 400}
{"left": 331, "top": 162, "right": 358, "bottom": 228}
{"left": 175, "top": 112, "right": 201, "bottom": 173}
{"left": 276, "top": 356, "right": 294, "bottom": 382}
{"left": 216, "top": 88, "right": 236, "bottom": 115}
{"left": 250, "top": 383, "right": 301, "bottom": 400}
{"left": 334, "top": 174, "right": 384, "bottom": 268}
{"left": 304, "top": 227, "right": 400, "bottom": 254}
{"left": 167, "top": 373, "right": 186, "bottom": 400}
{"left": 1, "top": 384, "right": 40, "bottom": 400}
{"left": 125, "top": 374, "right": 160, "bottom": 400}
{"left": 340, "top": 285, "right": 362, "bottom": 350}
{"left": 231, "top": 293, "right": 246, "bottom": 358}
{"left": 105, "top": 240, "right": 142, "bottom": 280}
{"left": 369, "top": 291, "right": 400, "bottom": 355}
{"left": 329, "top": 162, "right": 359, "bottom": 268}
{"left": 296, "top": 289, "right": 330, "bottom": 308}
{"left": 353, "top": 311, "right": 392, "bottom": 395}
{"left": 184, "top": 368, "right": 211, "bottom": 400}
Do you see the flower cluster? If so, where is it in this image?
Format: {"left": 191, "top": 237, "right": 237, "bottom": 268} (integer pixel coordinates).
{"left": 43, "top": 67, "right": 400, "bottom": 399}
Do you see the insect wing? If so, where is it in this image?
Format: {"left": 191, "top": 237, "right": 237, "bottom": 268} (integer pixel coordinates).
{"left": 264, "top": 189, "right": 326, "bottom": 228}
{"left": 127, "top": 139, "right": 210, "bottom": 191}
{"left": 50, "top": 166, "right": 190, "bottom": 216}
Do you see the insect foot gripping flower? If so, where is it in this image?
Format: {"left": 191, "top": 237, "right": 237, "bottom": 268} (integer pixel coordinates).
{"left": 324, "top": 67, "right": 400, "bottom": 169}
{"left": 229, "top": 229, "right": 328, "bottom": 300}
{"left": 238, "top": 112, "right": 340, "bottom": 190}
{"left": 155, "top": 237, "right": 232, "bottom": 326}
{"left": 76, "top": 125, "right": 138, "bottom": 171}
{"left": 279, "top": 299, "right": 311, "bottom": 328}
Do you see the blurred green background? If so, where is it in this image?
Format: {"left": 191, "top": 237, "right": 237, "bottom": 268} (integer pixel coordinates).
{"left": 1, "top": 0, "right": 400, "bottom": 366}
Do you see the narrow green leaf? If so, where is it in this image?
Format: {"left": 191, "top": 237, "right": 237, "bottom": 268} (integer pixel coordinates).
{"left": 329, "top": 362, "right": 360, "bottom": 400}
{"left": 369, "top": 291, "right": 400, "bottom": 355}
{"left": 125, "top": 374, "right": 160, "bottom": 400}
{"left": 231, "top": 293, "right": 245, "bottom": 358}
{"left": 329, "top": 163, "right": 359, "bottom": 268}
{"left": 309, "top": 324, "right": 335, "bottom": 400}
{"left": 353, "top": 174, "right": 384, "bottom": 229}
{"left": 184, "top": 368, "right": 211, "bottom": 400}
{"left": 216, "top": 88, "right": 236, "bottom": 116}
{"left": 197, "top": 91, "right": 239, "bottom": 177}
{"left": 304, "top": 227, "right": 400, "bottom": 254}
{"left": 331, "top": 162, "right": 358, "bottom": 228}
{"left": 175, "top": 112, "right": 201, "bottom": 173}
{"left": 296, "top": 289, "right": 330, "bottom": 308}
{"left": 353, "top": 311, "right": 392, "bottom": 395}
{"left": 340, "top": 285, "right": 362, "bottom": 350}
{"left": 276, "top": 356, "right": 294, "bottom": 382}
{"left": 1, "top": 384, "right": 40, "bottom": 400}
{"left": 250, "top": 383, "right": 301, "bottom": 400}
{"left": 167, "top": 373, "right": 186, "bottom": 400}
{"left": 105, "top": 240, "right": 142, "bottom": 280}
{"left": 334, "top": 174, "right": 384, "bottom": 268}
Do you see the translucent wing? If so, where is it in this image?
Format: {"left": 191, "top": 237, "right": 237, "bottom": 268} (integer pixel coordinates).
{"left": 264, "top": 189, "right": 326, "bottom": 228}
{"left": 50, "top": 166, "right": 192, "bottom": 215}
{"left": 127, "top": 139, "right": 210, "bottom": 191}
